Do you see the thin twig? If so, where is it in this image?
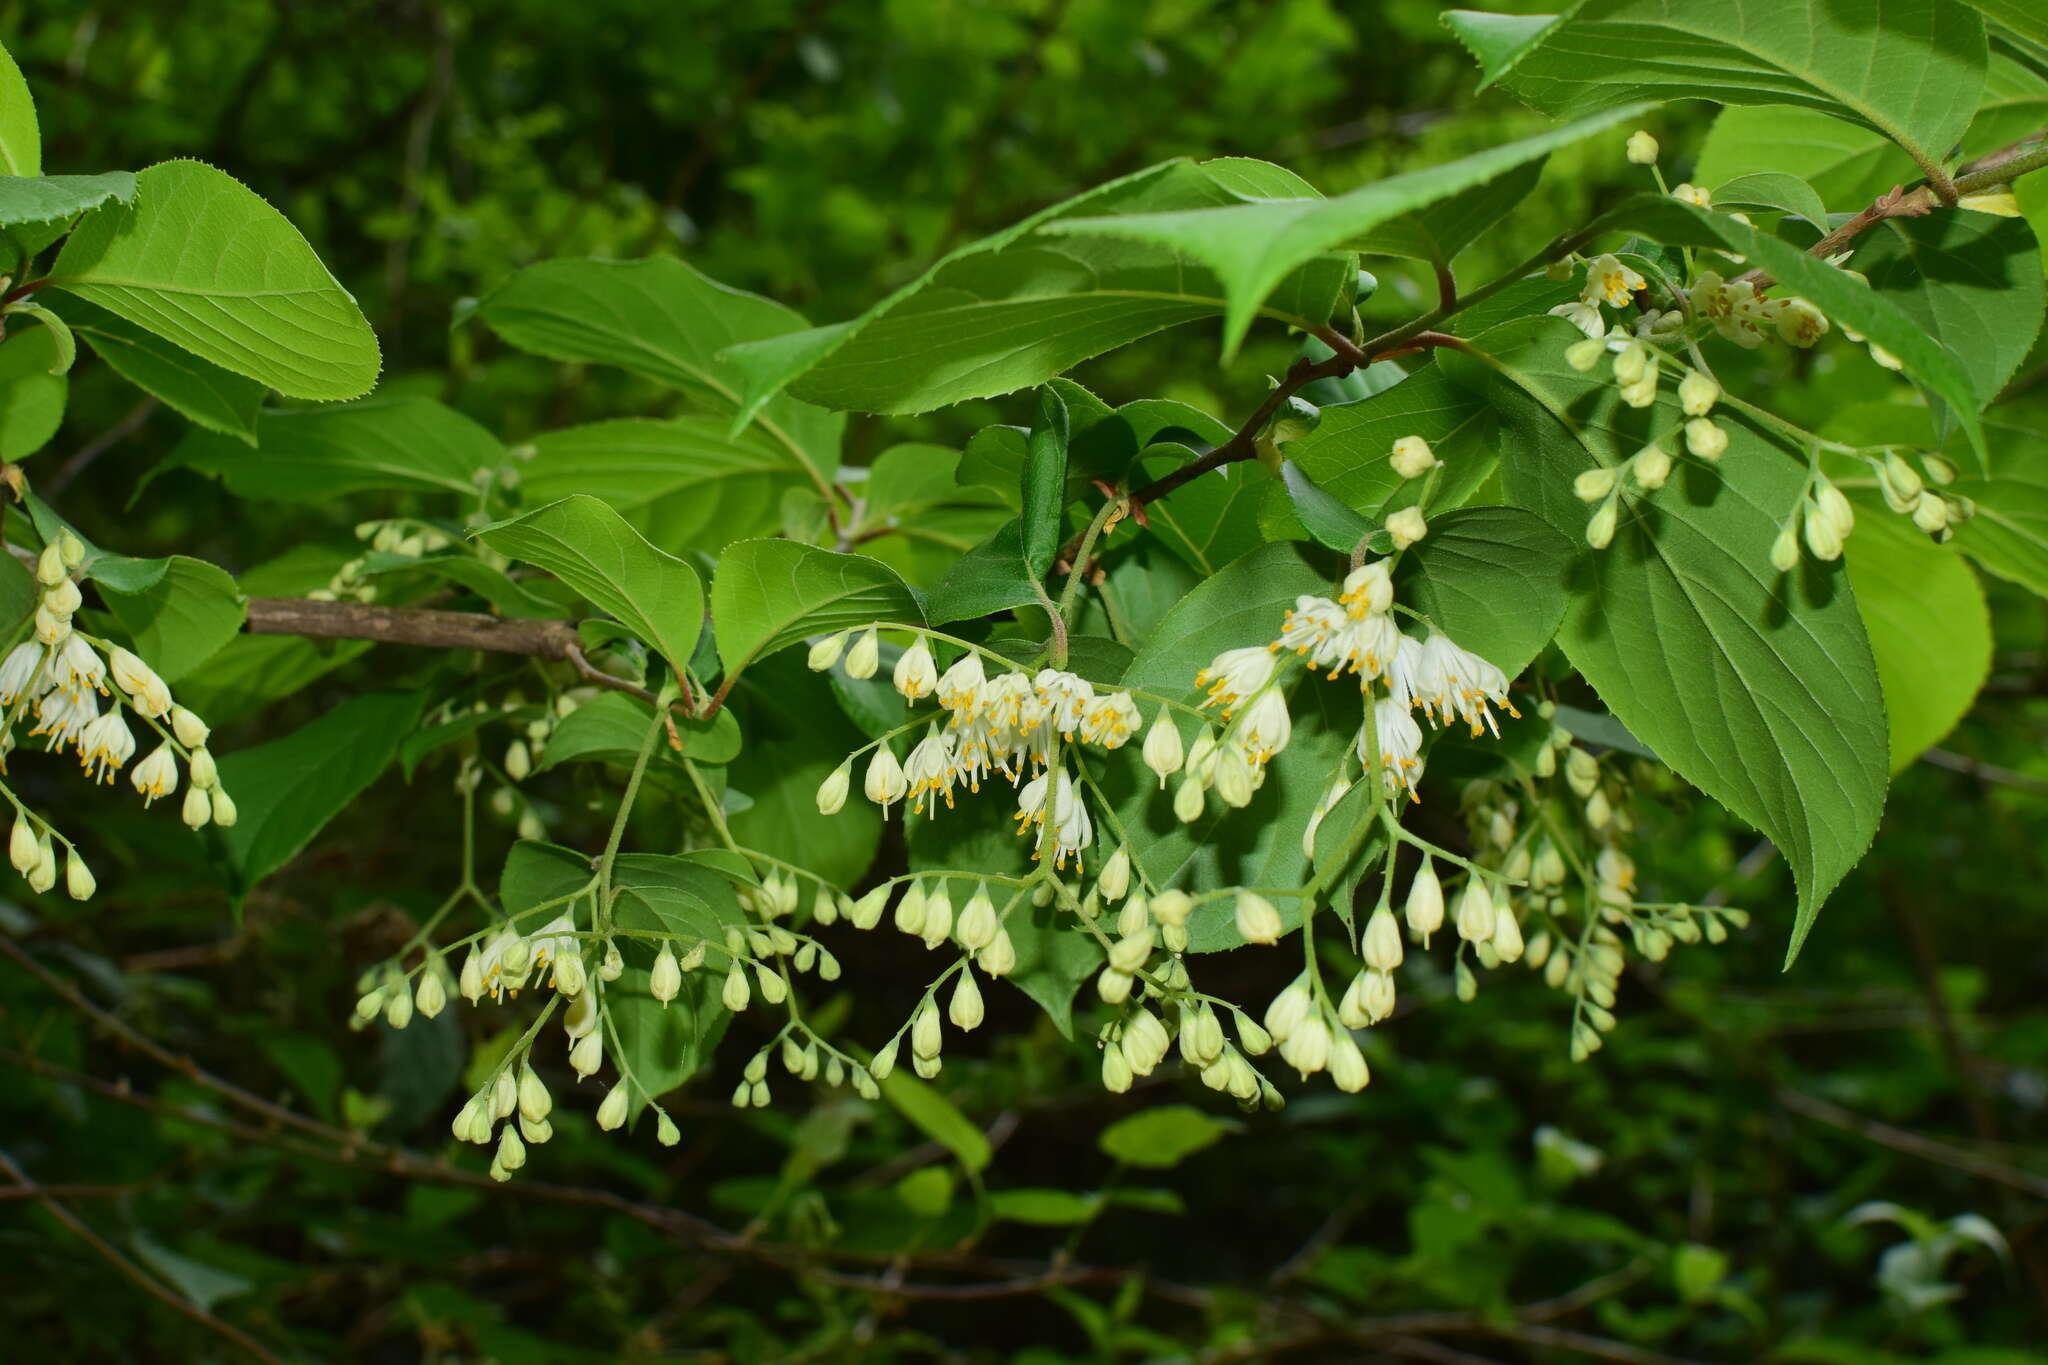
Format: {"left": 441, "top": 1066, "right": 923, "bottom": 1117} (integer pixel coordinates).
{"left": 1776, "top": 1088, "right": 2048, "bottom": 1200}
{"left": 0, "top": 1146, "right": 283, "bottom": 1363}
{"left": 1920, "top": 746, "right": 2048, "bottom": 795}
{"left": 43, "top": 397, "right": 158, "bottom": 500}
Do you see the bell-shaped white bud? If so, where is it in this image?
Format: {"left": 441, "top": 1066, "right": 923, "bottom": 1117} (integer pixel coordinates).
{"left": 1404, "top": 857, "right": 1444, "bottom": 942}
{"left": 843, "top": 627, "right": 880, "bottom": 680}
{"left": 1362, "top": 907, "right": 1403, "bottom": 972}
{"left": 1234, "top": 890, "right": 1282, "bottom": 945}
{"left": 596, "top": 1082, "right": 630, "bottom": 1131}
{"left": 651, "top": 944, "right": 682, "bottom": 1005}
{"left": 948, "top": 968, "right": 984, "bottom": 1031}
{"left": 815, "top": 761, "right": 851, "bottom": 815}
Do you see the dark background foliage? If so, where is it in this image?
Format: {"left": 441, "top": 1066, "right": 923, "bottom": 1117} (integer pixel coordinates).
{"left": 1, "top": 2, "right": 2044, "bottom": 1360}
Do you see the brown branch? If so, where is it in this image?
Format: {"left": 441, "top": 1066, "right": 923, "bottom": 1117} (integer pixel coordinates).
{"left": 244, "top": 596, "right": 578, "bottom": 658}
{"left": 1776, "top": 1088, "right": 2048, "bottom": 1200}
{"left": 0, "top": 1146, "right": 284, "bottom": 1363}
{"left": 1739, "top": 128, "right": 2048, "bottom": 290}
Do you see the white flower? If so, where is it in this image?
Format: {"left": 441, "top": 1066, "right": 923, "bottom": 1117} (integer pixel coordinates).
{"left": 129, "top": 740, "right": 177, "bottom": 806}
{"left": 55, "top": 636, "right": 105, "bottom": 696}
{"left": 1385, "top": 505, "right": 1428, "bottom": 550}
{"left": 476, "top": 927, "right": 535, "bottom": 1002}
{"left": 864, "top": 744, "right": 907, "bottom": 812}
{"left": 1327, "top": 611, "right": 1402, "bottom": 680}
{"left": 1236, "top": 688, "right": 1291, "bottom": 764}
{"left": 1548, "top": 301, "right": 1606, "bottom": 339}
{"left": 33, "top": 605, "right": 69, "bottom": 647}
{"left": 1403, "top": 634, "right": 1517, "bottom": 737}
{"left": 935, "top": 651, "right": 986, "bottom": 714}
{"left": 1339, "top": 561, "right": 1394, "bottom": 617}
{"left": 1141, "top": 706, "right": 1183, "bottom": 786}
{"left": 1671, "top": 182, "right": 1710, "bottom": 209}
{"left": 903, "top": 726, "right": 960, "bottom": 816}
{"left": 1582, "top": 253, "right": 1646, "bottom": 309}
{"left": 1274, "top": 594, "right": 1346, "bottom": 665}
{"left": 1195, "top": 647, "right": 1275, "bottom": 716}
{"left": 1768, "top": 297, "right": 1829, "bottom": 347}
{"left": 0, "top": 643, "right": 44, "bottom": 704}
{"left": 1078, "top": 691, "right": 1140, "bottom": 748}
{"left": 892, "top": 639, "right": 938, "bottom": 700}
{"left": 108, "top": 647, "right": 170, "bottom": 716}
{"left": 528, "top": 914, "right": 580, "bottom": 989}
{"left": 1034, "top": 668, "right": 1095, "bottom": 735}
{"left": 1015, "top": 767, "right": 1093, "bottom": 870}
{"left": 32, "top": 687, "right": 97, "bottom": 751}
{"left": 843, "top": 627, "right": 880, "bottom": 680}
{"left": 1235, "top": 890, "right": 1283, "bottom": 945}
{"left": 77, "top": 710, "right": 136, "bottom": 783}
{"left": 1362, "top": 698, "right": 1425, "bottom": 799}
{"left": 1389, "top": 435, "right": 1440, "bottom": 479}
{"left": 815, "top": 761, "right": 851, "bottom": 815}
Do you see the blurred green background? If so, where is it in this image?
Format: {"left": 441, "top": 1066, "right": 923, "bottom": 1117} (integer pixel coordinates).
{"left": 2, "top": 1, "right": 2045, "bottom": 1360}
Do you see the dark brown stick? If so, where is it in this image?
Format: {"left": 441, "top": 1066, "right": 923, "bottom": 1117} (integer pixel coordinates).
{"left": 244, "top": 597, "right": 578, "bottom": 658}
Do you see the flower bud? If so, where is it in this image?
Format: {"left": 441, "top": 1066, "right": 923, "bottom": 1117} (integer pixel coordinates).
{"left": 1678, "top": 369, "right": 1719, "bottom": 417}
{"left": 1632, "top": 443, "right": 1672, "bottom": 490}
{"left": 806, "top": 633, "right": 845, "bottom": 671}
{"left": 1912, "top": 490, "right": 1951, "bottom": 535}
{"left": 415, "top": 965, "right": 447, "bottom": 1019}
{"left": 570, "top": 1031, "right": 604, "bottom": 1078}
{"left": 9, "top": 818, "right": 36, "bottom": 875}
{"left": 1109, "top": 924, "right": 1155, "bottom": 973}
{"left": 209, "top": 787, "right": 238, "bottom": 827}
{"left": 1389, "top": 435, "right": 1438, "bottom": 480}
{"left": 517, "top": 1067, "right": 552, "bottom": 1123}
{"left": 35, "top": 543, "right": 65, "bottom": 588}
{"left": 657, "top": 1112, "right": 681, "bottom": 1145}
{"left": 1362, "top": 907, "right": 1403, "bottom": 972}
{"left": 596, "top": 1082, "right": 630, "bottom": 1130}
{"left": 1149, "top": 889, "right": 1193, "bottom": 928}
{"left": 1101, "top": 1042, "right": 1133, "bottom": 1093}
{"left": 1404, "top": 857, "right": 1444, "bottom": 942}
{"left": 1096, "top": 967, "right": 1134, "bottom": 1004}
{"left": 1234, "top": 890, "right": 1282, "bottom": 945}
{"left": 1385, "top": 505, "right": 1428, "bottom": 551}
{"left": 1455, "top": 878, "right": 1497, "bottom": 943}
{"left": 1173, "top": 776, "right": 1206, "bottom": 823}
{"left": 1263, "top": 979, "right": 1311, "bottom": 1044}
{"left": 948, "top": 969, "right": 984, "bottom": 1031}
{"left": 910, "top": 1002, "right": 943, "bottom": 1060}
{"left": 815, "top": 761, "right": 851, "bottom": 815}
{"left": 1804, "top": 502, "right": 1845, "bottom": 561}
{"left": 892, "top": 639, "right": 937, "bottom": 701}
{"left": 894, "top": 879, "right": 928, "bottom": 937}
{"left": 957, "top": 884, "right": 999, "bottom": 951}
{"left": 1097, "top": 846, "right": 1131, "bottom": 902}
{"left": 919, "top": 883, "right": 954, "bottom": 950}
{"left": 651, "top": 945, "right": 682, "bottom": 1005}
{"left": 1625, "top": 129, "right": 1658, "bottom": 164}
{"left": 1586, "top": 499, "right": 1619, "bottom": 550}
{"left": 1565, "top": 336, "right": 1606, "bottom": 371}
{"left": 43, "top": 578, "right": 81, "bottom": 615}
{"left": 505, "top": 741, "right": 531, "bottom": 782}
{"left": 1612, "top": 340, "right": 1650, "bottom": 387}
{"left": 182, "top": 784, "right": 212, "bottom": 830}
{"left": 979, "top": 928, "right": 1017, "bottom": 976}
{"left": 1142, "top": 707, "right": 1184, "bottom": 786}
{"left": 1279, "top": 1014, "right": 1330, "bottom": 1076}
{"left": 1574, "top": 467, "right": 1618, "bottom": 502}
{"left": 1491, "top": 897, "right": 1525, "bottom": 963}
{"left": 1329, "top": 1034, "right": 1370, "bottom": 1092}
{"left": 59, "top": 531, "right": 84, "bottom": 570}
{"left": 863, "top": 745, "right": 906, "bottom": 811}
{"left": 722, "top": 963, "right": 751, "bottom": 1012}
{"left": 1814, "top": 483, "right": 1856, "bottom": 541}
{"left": 844, "top": 627, "right": 880, "bottom": 680}
{"left": 850, "top": 885, "right": 889, "bottom": 930}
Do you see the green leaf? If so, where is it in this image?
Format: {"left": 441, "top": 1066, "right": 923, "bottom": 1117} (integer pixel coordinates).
{"left": 1348, "top": 156, "right": 1547, "bottom": 267}
{"left": 218, "top": 691, "right": 426, "bottom": 894}
{"left": 520, "top": 418, "right": 806, "bottom": 557}
{"left": 1852, "top": 211, "right": 2045, "bottom": 410}
{"left": 738, "top": 157, "right": 1354, "bottom": 415}
{"left": 57, "top": 296, "right": 264, "bottom": 441}
{"left": 1444, "top": 1, "right": 1986, "bottom": 175}
{"left": 166, "top": 396, "right": 492, "bottom": 500}
{"left": 100, "top": 555, "right": 246, "bottom": 683}
{"left": 1708, "top": 172, "right": 1831, "bottom": 232}
{"left": 1844, "top": 508, "right": 1992, "bottom": 770}
{"left": 474, "top": 257, "right": 841, "bottom": 493}
{"left": 0, "top": 39, "right": 40, "bottom": 177}
{"left": 1098, "top": 1104, "right": 1238, "bottom": 1169}
{"left": 709, "top": 538, "right": 922, "bottom": 678}
{"left": 1959, "top": 0, "right": 2048, "bottom": 46}
{"left": 533, "top": 693, "right": 741, "bottom": 772}
{"left": 843, "top": 443, "right": 1011, "bottom": 590}
{"left": 879, "top": 1070, "right": 992, "bottom": 1173}
{"left": 0, "top": 171, "right": 134, "bottom": 228}
{"left": 0, "top": 323, "right": 64, "bottom": 458}
{"left": 1262, "top": 365, "right": 1497, "bottom": 541}
{"left": 1672, "top": 1243, "right": 1730, "bottom": 1304}
{"left": 356, "top": 551, "right": 565, "bottom": 619}
{"left": 610, "top": 854, "right": 745, "bottom": 1104}
{"left": 1445, "top": 318, "right": 1889, "bottom": 961}
{"left": 1278, "top": 459, "right": 1376, "bottom": 553}
{"left": 895, "top": 1167, "right": 955, "bottom": 1218}
{"left": 990, "top": 1189, "right": 1100, "bottom": 1226}
{"left": 1021, "top": 387, "right": 1070, "bottom": 579}
{"left": 924, "top": 519, "right": 1043, "bottom": 625}
{"left": 399, "top": 705, "right": 540, "bottom": 781}
{"left": 0, "top": 549, "right": 31, "bottom": 629}
{"left": 1044, "top": 106, "right": 1648, "bottom": 354}
{"left": 1397, "top": 506, "right": 1573, "bottom": 681}
{"left": 1694, "top": 106, "right": 1917, "bottom": 212}
{"left": 1140, "top": 447, "right": 1270, "bottom": 576}
{"left": 476, "top": 494, "right": 704, "bottom": 672}
{"left": 173, "top": 547, "right": 369, "bottom": 722}
{"left": 50, "top": 160, "right": 379, "bottom": 401}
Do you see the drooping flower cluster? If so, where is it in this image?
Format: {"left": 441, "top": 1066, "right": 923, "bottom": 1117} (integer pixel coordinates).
{"left": 809, "top": 629, "right": 1142, "bottom": 871}
{"left": 0, "top": 536, "right": 237, "bottom": 901}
